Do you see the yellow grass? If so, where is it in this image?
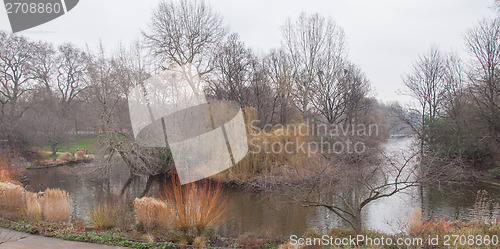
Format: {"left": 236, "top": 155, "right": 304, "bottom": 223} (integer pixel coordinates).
{"left": 41, "top": 188, "right": 71, "bottom": 222}
{"left": 0, "top": 182, "right": 25, "bottom": 220}
{"left": 133, "top": 197, "right": 170, "bottom": 230}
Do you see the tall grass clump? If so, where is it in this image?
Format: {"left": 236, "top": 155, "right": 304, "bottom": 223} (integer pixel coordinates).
{"left": 161, "top": 177, "right": 228, "bottom": 243}
{"left": 133, "top": 197, "right": 170, "bottom": 231}
{"left": 0, "top": 182, "right": 25, "bottom": 220}
{"left": 41, "top": 188, "right": 71, "bottom": 222}
{"left": 88, "top": 202, "right": 118, "bottom": 230}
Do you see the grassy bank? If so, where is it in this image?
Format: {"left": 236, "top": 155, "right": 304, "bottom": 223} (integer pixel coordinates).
{"left": 41, "top": 133, "right": 100, "bottom": 154}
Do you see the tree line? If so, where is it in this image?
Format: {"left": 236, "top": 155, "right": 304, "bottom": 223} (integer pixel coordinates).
{"left": 0, "top": 0, "right": 378, "bottom": 172}
{"left": 401, "top": 16, "right": 500, "bottom": 175}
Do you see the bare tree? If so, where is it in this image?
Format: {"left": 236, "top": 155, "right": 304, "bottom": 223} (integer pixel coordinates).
{"left": 281, "top": 12, "right": 346, "bottom": 117}
{"left": 311, "top": 62, "right": 371, "bottom": 124}
{"left": 85, "top": 43, "right": 171, "bottom": 175}
{"left": 54, "top": 44, "right": 88, "bottom": 117}
{"left": 250, "top": 133, "right": 420, "bottom": 236}
{"left": 207, "top": 33, "right": 255, "bottom": 106}
{"left": 401, "top": 46, "right": 447, "bottom": 155}
{"left": 22, "top": 92, "right": 74, "bottom": 161}
{"left": 143, "top": 0, "right": 228, "bottom": 100}
{"left": 0, "top": 32, "right": 38, "bottom": 118}
{"left": 402, "top": 46, "right": 447, "bottom": 125}
{"left": 266, "top": 49, "right": 296, "bottom": 124}
{"left": 465, "top": 18, "right": 500, "bottom": 144}
{"left": 442, "top": 53, "right": 467, "bottom": 119}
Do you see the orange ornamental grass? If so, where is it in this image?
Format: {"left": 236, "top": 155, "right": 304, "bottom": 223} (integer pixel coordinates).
{"left": 0, "top": 157, "right": 18, "bottom": 183}
{"left": 162, "top": 176, "right": 228, "bottom": 239}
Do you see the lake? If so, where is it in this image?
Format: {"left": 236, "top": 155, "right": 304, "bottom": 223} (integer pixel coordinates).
{"left": 24, "top": 138, "right": 500, "bottom": 237}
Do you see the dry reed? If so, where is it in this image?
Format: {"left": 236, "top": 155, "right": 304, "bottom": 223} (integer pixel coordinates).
{"left": 229, "top": 107, "right": 310, "bottom": 180}
{"left": 24, "top": 192, "right": 42, "bottom": 222}
{"left": 41, "top": 188, "right": 71, "bottom": 222}
{"left": 59, "top": 152, "right": 72, "bottom": 161}
{"left": 0, "top": 182, "right": 25, "bottom": 220}
{"left": 133, "top": 197, "right": 170, "bottom": 230}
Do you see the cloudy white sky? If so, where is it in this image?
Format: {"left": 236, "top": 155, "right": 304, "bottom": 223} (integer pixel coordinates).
{"left": 0, "top": 0, "right": 497, "bottom": 103}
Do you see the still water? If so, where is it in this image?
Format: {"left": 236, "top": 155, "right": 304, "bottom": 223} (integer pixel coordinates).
{"left": 24, "top": 138, "right": 500, "bottom": 237}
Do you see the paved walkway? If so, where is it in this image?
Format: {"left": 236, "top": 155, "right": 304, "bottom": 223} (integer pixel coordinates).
{"left": 0, "top": 228, "right": 126, "bottom": 249}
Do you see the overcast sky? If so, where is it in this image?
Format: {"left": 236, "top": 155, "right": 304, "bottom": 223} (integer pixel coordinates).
{"left": 0, "top": 0, "right": 497, "bottom": 103}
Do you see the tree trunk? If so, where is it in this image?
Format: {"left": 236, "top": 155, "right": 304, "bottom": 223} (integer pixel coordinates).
{"left": 51, "top": 147, "right": 57, "bottom": 161}
{"left": 354, "top": 209, "right": 363, "bottom": 237}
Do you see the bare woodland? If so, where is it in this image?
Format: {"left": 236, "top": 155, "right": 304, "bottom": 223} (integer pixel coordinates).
{"left": 0, "top": 0, "right": 499, "bottom": 236}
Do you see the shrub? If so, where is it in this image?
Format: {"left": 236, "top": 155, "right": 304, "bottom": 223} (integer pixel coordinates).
{"left": 88, "top": 203, "right": 117, "bottom": 230}
{"left": 75, "top": 151, "right": 85, "bottom": 160}
{"left": 58, "top": 152, "right": 73, "bottom": 162}
{"left": 327, "top": 227, "right": 355, "bottom": 238}
{"left": 41, "top": 188, "right": 71, "bottom": 222}
{"left": 133, "top": 197, "right": 170, "bottom": 230}
{"left": 0, "top": 182, "right": 25, "bottom": 220}
{"left": 278, "top": 241, "right": 299, "bottom": 249}
{"left": 303, "top": 227, "right": 321, "bottom": 238}
{"left": 235, "top": 233, "right": 264, "bottom": 249}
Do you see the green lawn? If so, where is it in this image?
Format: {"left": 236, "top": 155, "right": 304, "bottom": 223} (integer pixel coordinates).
{"left": 43, "top": 133, "right": 100, "bottom": 154}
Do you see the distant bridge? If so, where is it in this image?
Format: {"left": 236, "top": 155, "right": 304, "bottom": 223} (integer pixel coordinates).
{"left": 390, "top": 133, "right": 414, "bottom": 138}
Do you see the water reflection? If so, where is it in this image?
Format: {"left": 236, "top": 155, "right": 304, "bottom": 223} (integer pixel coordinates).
{"left": 24, "top": 138, "right": 500, "bottom": 237}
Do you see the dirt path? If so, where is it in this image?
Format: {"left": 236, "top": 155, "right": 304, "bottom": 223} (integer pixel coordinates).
{"left": 0, "top": 228, "right": 126, "bottom": 249}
